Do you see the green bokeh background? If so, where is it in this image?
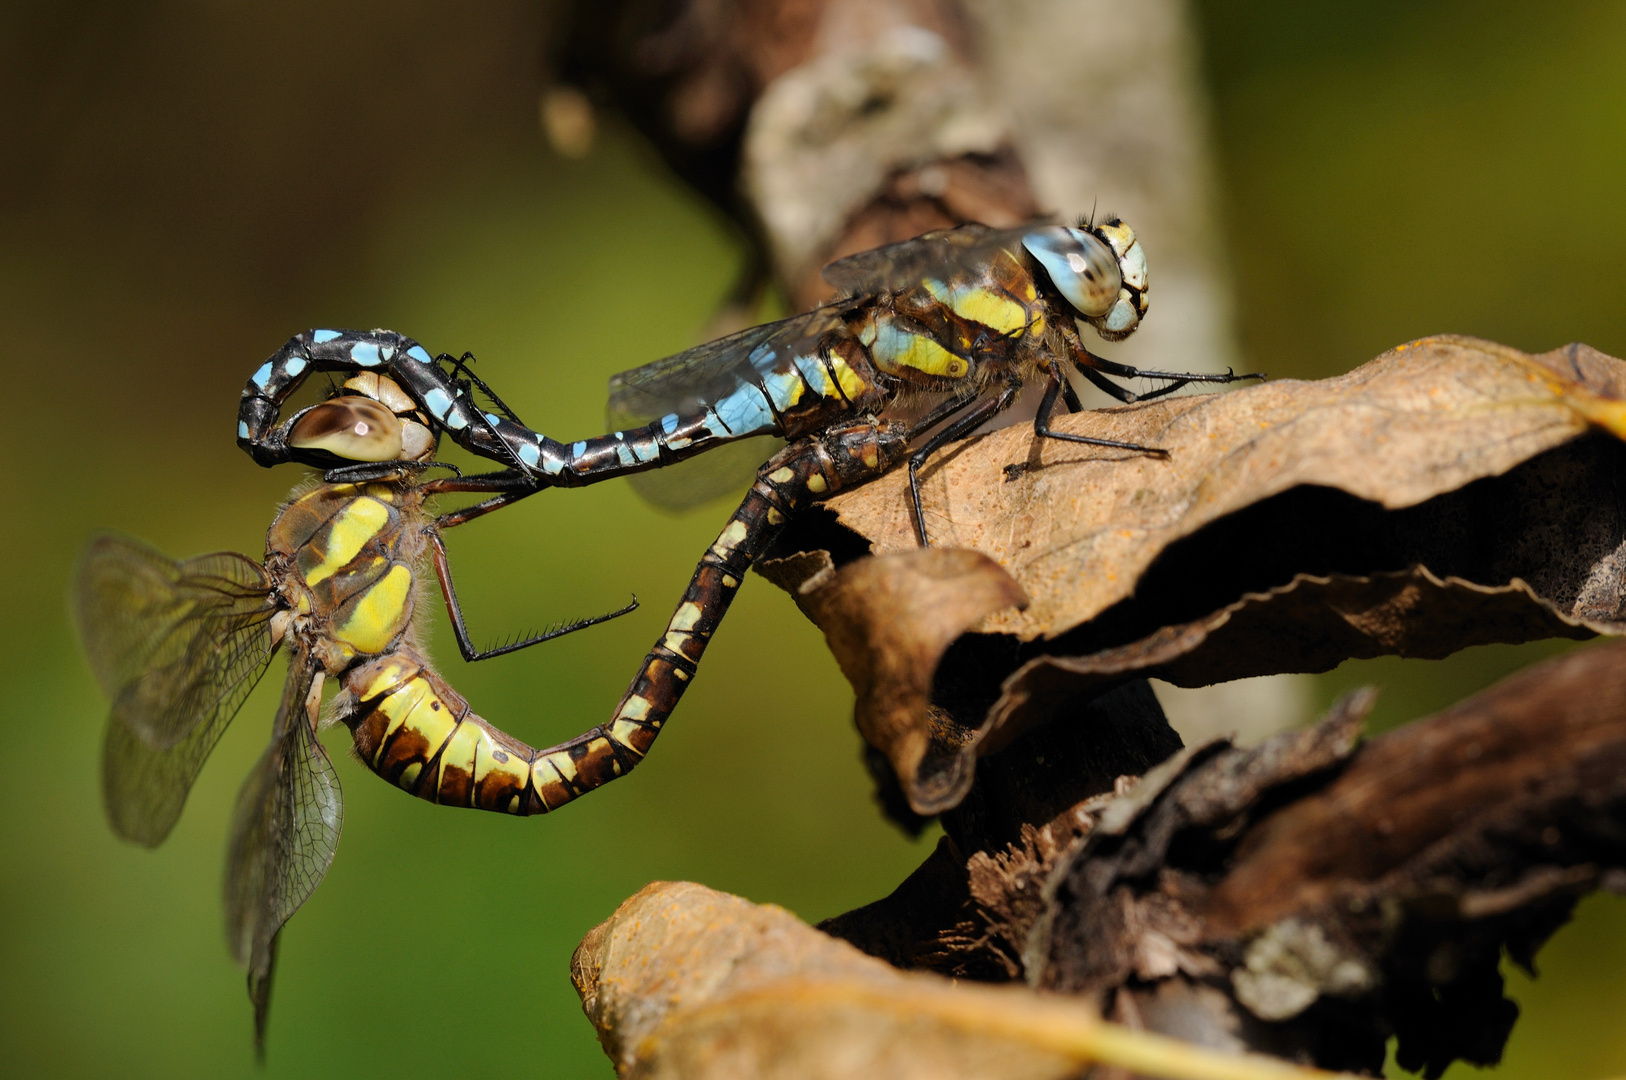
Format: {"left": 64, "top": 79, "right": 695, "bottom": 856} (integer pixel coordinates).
{"left": 2, "top": 1, "right": 1623, "bottom": 1076}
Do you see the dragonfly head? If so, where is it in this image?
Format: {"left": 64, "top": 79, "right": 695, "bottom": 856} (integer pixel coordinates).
{"left": 285, "top": 373, "right": 437, "bottom": 466}
{"left": 1021, "top": 217, "right": 1149, "bottom": 342}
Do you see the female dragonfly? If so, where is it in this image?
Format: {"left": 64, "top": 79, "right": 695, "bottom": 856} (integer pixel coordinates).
{"left": 230, "top": 218, "right": 1258, "bottom": 817}
{"left": 74, "top": 372, "right": 653, "bottom": 1052}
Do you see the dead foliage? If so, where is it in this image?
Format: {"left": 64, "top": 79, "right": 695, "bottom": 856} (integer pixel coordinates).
{"left": 762, "top": 336, "right": 1626, "bottom": 814}
{"left": 577, "top": 337, "right": 1626, "bottom": 1078}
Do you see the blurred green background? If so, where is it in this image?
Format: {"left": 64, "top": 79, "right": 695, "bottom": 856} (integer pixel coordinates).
{"left": 2, "top": 1, "right": 1622, "bottom": 1076}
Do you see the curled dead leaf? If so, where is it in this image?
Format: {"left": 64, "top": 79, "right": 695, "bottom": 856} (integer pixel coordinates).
{"left": 757, "top": 548, "right": 1027, "bottom": 813}
{"left": 763, "top": 337, "right": 1626, "bottom": 808}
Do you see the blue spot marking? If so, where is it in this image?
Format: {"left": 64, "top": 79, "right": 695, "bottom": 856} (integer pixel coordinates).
{"left": 407, "top": 345, "right": 433, "bottom": 364}
{"left": 424, "top": 387, "right": 454, "bottom": 419}
{"left": 443, "top": 411, "right": 468, "bottom": 431}
{"left": 251, "top": 362, "right": 273, "bottom": 390}
{"left": 237, "top": 421, "right": 250, "bottom": 439}
{"left": 351, "top": 341, "right": 382, "bottom": 367}
{"left": 748, "top": 342, "right": 779, "bottom": 373}
{"left": 313, "top": 329, "right": 341, "bottom": 343}
{"left": 616, "top": 443, "right": 637, "bottom": 467}
{"left": 517, "top": 443, "right": 540, "bottom": 468}
{"left": 712, "top": 386, "right": 776, "bottom": 436}
{"left": 632, "top": 440, "right": 659, "bottom": 463}
{"left": 793, "top": 352, "right": 832, "bottom": 396}
{"left": 484, "top": 413, "right": 502, "bottom": 427}
{"left": 572, "top": 441, "right": 587, "bottom": 458}
{"left": 285, "top": 357, "right": 307, "bottom": 377}
{"left": 660, "top": 413, "right": 680, "bottom": 435}
{"left": 380, "top": 344, "right": 395, "bottom": 362}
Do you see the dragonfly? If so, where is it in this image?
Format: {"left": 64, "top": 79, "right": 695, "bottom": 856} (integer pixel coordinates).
{"left": 73, "top": 372, "right": 647, "bottom": 1053}
{"left": 233, "top": 218, "right": 1259, "bottom": 816}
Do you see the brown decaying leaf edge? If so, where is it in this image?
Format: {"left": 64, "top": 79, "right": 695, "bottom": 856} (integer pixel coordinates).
{"left": 762, "top": 337, "right": 1626, "bottom": 814}
{"left": 572, "top": 880, "right": 1353, "bottom": 1080}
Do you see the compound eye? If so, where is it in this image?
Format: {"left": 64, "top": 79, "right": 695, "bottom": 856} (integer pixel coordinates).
{"left": 1022, "top": 227, "right": 1122, "bottom": 318}
{"left": 288, "top": 396, "right": 403, "bottom": 462}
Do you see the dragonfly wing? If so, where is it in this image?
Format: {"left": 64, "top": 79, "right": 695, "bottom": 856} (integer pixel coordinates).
{"left": 224, "top": 655, "right": 342, "bottom": 1054}
{"left": 606, "top": 320, "right": 788, "bottom": 428}
{"left": 76, "top": 535, "right": 279, "bottom": 846}
{"left": 75, "top": 534, "right": 276, "bottom": 750}
{"left": 624, "top": 435, "right": 783, "bottom": 512}
{"left": 821, "top": 223, "right": 1038, "bottom": 296}
{"left": 608, "top": 309, "right": 850, "bottom": 511}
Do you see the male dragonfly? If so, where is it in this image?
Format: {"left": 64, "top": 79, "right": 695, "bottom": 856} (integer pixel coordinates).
{"left": 232, "top": 218, "right": 1259, "bottom": 816}
{"left": 74, "top": 373, "right": 639, "bottom": 1053}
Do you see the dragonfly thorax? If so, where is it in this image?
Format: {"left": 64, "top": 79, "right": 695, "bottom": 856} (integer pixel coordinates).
{"left": 266, "top": 480, "right": 426, "bottom": 673}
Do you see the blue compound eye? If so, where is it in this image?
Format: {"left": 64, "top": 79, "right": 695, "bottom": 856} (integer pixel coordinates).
{"left": 1022, "top": 227, "right": 1122, "bottom": 318}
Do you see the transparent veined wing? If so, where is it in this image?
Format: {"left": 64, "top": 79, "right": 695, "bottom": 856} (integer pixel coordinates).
{"left": 606, "top": 312, "right": 845, "bottom": 512}
{"left": 821, "top": 223, "right": 1038, "bottom": 297}
{"left": 73, "top": 534, "right": 278, "bottom": 846}
{"left": 224, "top": 654, "right": 342, "bottom": 1054}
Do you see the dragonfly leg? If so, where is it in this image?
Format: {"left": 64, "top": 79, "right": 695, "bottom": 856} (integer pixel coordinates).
{"left": 423, "top": 526, "right": 637, "bottom": 662}
{"left": 1032, "top": 362, "right": 1170, "bottom": 457}
{"left": 1057, "top": 320, "right": 1265, "bottom": 401}
{"left": 905, "top": 384, "right": 1021, "bottom": 547}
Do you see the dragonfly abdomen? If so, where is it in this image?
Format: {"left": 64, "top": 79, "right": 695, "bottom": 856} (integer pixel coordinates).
{"left": 342, "top": 649, "right": 624, "bottom": 815}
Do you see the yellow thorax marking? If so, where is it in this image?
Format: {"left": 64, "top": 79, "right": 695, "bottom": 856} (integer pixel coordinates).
{"left": 923, "top": 278, "right": 1031, "bottom": 337}
{"left": 335, "top": 563, "right": 412, "bottom": 654}
{"left": 827, "top": 354, "right": 870, "bottom": 399}
{"left": 303, "top": 497, "right": 391, "bottom": 587}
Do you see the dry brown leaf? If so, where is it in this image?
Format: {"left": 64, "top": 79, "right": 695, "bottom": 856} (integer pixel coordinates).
{"left": 571, "top": 880, "right": 1352, "bottom": 1080}
{"left": 762, "top": 337, "right": 1626, "bottom": 804}
{"left": 820, "top": 336, "right": 1626, "bottom": 638}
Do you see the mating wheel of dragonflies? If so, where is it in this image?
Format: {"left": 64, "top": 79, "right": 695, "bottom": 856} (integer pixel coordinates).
{"left": 234, "top": 218, "right": 1258, "bottom": 801}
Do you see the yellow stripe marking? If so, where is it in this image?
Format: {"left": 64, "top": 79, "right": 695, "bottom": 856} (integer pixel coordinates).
{"left": 828, "top": 355, "right": 869, "bottom": 399}
{"left": 399, "top": 762, "right": 423, "bottom": 789}
{"left": 610, "top": 718, "right": 646, "bottom": 755}
{"left": 767, "top": 507, "right": 785, "bottom": 525}
{"left": 371, "top": 678, "right": 434, "bottom": 766}
{"left": 806, "top": 473, "right": 827, "bottom": 494}
{"left": 768, "top": 466, "right": 794, "bottom": 483}
{"left": 669, "top": 602, "right": 703, "bottom": 632}
{"left": 712, "top": 519, "right": 748, "bottom": 554}
{"left": 335, "top": 564, "right": 412, "bottom": 654}
{"left": 436, "top": 720, "right": 485, "bottom": 805}
{"left": 303, "top": 497, "right": 390, "bottom": 587}
{"left": 545, "top": 753, "right": 577, "bottom": 783}
{"left": 619, "top": 695, "right": 653, "bottom": 721}
{"left": 358, "top": 657, "right": 416, "bottom": 701}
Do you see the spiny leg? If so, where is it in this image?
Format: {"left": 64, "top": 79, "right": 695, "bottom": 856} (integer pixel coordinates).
{"left": 1033, "top": 361, "right": 1169, "bottom": 456}
{"left": 423, "top": 526, "right": 637, "bottom": 662}
{"left": 904, "top": 384, "right": 1021, "bottom": 547}
{"left": 1057, "top": 319, "right": 1264, "bottom": 402}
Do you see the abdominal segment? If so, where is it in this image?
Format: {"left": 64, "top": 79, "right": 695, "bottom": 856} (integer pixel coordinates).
{"left": 343, "top": 648, "right": 612, "bottom": 815}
